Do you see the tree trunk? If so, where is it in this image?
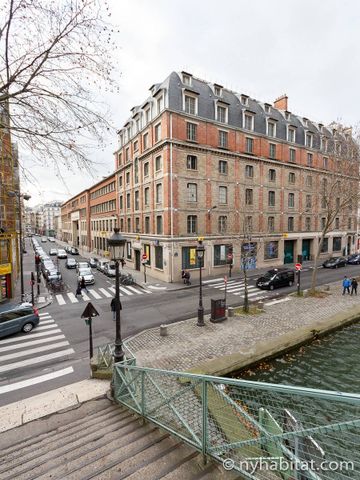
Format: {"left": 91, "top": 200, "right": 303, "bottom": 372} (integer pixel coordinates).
{"left": 310, "top": 233, "right": 326, "bottom": 293}
{"left": 243, "top": 260, "right": 249, "bottom": 313}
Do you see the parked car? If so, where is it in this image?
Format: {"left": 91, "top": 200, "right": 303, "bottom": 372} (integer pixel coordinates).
{"left": 347, "top": 254, "right": 360, "bottom": 265}
{"left": 49, "top": 248, "right": 58, "bottom": 256}
{"left": 65, "top": 258, "right": 77, "bottom": 269}
{"left": 89, "top": 258, "right": 98, "bottom": 268}
{"left": 57, "top": 249, "right": 67, "bottom": 259}
{"left": 70, "top": 247, "right": 79, "bottom": 255}
{"left": 41, "top": 237, "right": 47, "bottom": 243}
{"left": 64, "top": 246, "right": 72, "bottom": 253}
{"left": 0, "top": 303, "right": 40, "bottom": 338}
{"left": 76, "top": 261, "right": 90, "bottom": 273}
{"left": 322, "top": 257, "right": 347, "bottom": 269}
{"left": 256, "top": 268, "right": 295, "bottom": 290}
{"left": 47, "top": 270, "right": 62, "bottom": 282}
{"left": 104, "top": 262, "right": 116, "bottom": 277}
{"left": 48, "top": 237, "right": 56, "bottom": 242}
{"left": 97, "top": 260, "right": 109, "bottom": 273}
{"left": 77, "top": 268, "right": 95, "bottom": 285}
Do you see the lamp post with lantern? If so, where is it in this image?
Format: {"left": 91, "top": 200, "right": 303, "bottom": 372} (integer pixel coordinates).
{"left": 196, "top": 239, "right": 205, "bottom": 327}
{"left": 107, "top": 228, "right": 126, "bottom": 364}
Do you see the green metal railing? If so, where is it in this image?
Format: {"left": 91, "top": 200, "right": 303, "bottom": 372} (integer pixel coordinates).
{"left": 113, "top": 359, "right": 360, "bottom": 479}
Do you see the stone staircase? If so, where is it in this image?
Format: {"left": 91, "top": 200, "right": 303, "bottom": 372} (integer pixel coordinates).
{"left": 0, "top": 397, "right": 240, "bottom": 479}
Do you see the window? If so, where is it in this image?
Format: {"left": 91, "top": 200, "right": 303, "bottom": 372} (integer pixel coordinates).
{"left": 289, "top": 148, "right": 296, "bottom": 163}
{"left": 306, "top": 195, "right": 312, "bottom": 209}
{"left": 246, "top": 216, "right": 253, "bottom": 231}
{"left": 335, "top": 217, "right": 340, "bottom": 229}
{"left": 321, "top": 196, "right": 327, "bottom": 209}
{"left": 288, "top": 172, "right": 295, "bottom": 184}
{"left": 145, "top": 108, "right": 150, "bottom": 124}
{"left": 186, "top": 122, "right": 197, "bottom": 141}
{"left": 182, "top": 73, "right": 191, "bottom": 85}
{"left": 244, "top": 113, "right": 254, "bottom": 130}
{"left": 187, "top": 183, "right": 197, "bottom": 202}
{"left": 305, "top": 217, "right": 311, "bottom": 231}
{"left": 156, "top": 216, "right": 163, "bottom": 234}
{"left": 126, "top": 193, "right": 131, "bottom": 210}
{"left": 187, "top": 215, "right": 197, "bottom": 234}
{"left": 126, "top": 241, "right": 131, "bottom": 259}
{"left": 306, "top": 133, "right": 313, "bottom": 148}
{"left": 288, "top": 127, "right": 296, "bottom": 143}
{"left": 134, "top": 140, "right": 138, "bottom": 152}
{"left": 154, "top": 123, "right": 161, "bottom": 142}
{"left": 269, "top": 169, "right": 276, "bottom": 181}
{"left": 288, "top": 216, "right": 294, "bottom": 232}
{"left": 182, "top": 246, "right": 199, "bottom": 269}
{"left": 348, "top": 218, "right": 352, "bottom": 229}
{"left": 321, "top": 237, "right": 328, "bottom": 253}
{"left": 157, "top": 96, "right": 164, "bottom": 114}
{"left": 156, "top": 183, "right": 162, "bottom": 204}
{"left": 126, "top": 171, "right": 130, "bottom": 184}
{"left": 241, "top": 95, "right": 249, "bottom": 106}
{"left": 136, "top": 117, "right": 141, "bottom": 132}
{"left": 135, "top": 217, "right": 140, "bottom": 232}
{"left": 336, "top": 197, "right": 340, "bottom": 209}
{"left": 269, "top": 143, "right": 276, "bottom": 159}
{"left": 268, "top": 216, "right": 275, "bottom": 233}
{"left": 120, "top": 219, "right": 124, "bottom": 231}
{"left": 214, "top": 244, "right": 231, "bottom": 266}
{"left": 134, "top": 191, "right": 139, "bottom": 210}
{"left": 264, "top": 104, "right": 271, "bottom": 114}
{"left": 144, "top": 162, "right": 149, "bottom": 177}
{"left": 321, "top": 217, "right": 326, "bottom": 229}
{"left": 219, "top": 160, "right": 228, "bottom": 174}
{"left": 245, "top": 165, "right": 254, "bottom": 178}
{"left": 214, "top": 85, "right": 222, "bottom": 96}
{"left": 217, "top": 105, "right": 227, "bottom": 123}
{"left": 119, "top": 176, "right": 123, "bottom": 188}
{"left": 143, "top": 133, "right": 148, "bottom": 150}
{"left": 306, "top": 175, "right": 312, "bottom": 187}
{"left": 268, "top": 191, "right": 275, "bottom": 207}
{"left": 323, "top": 157, "right": 328, "bottom": 169}
{"left": 245, "top": 137, "right": 254, "bottom": 153}
{"left": 219, "top": 186, "right": 228, "bottom": 204}
{"left": 184, "top": 95, "right": 196, "bottom": 115}
{"left": 267, "top": 121, "right": 276, "bottom": 137}
{"left": 134, "top": 159, "right": 139, "bottom": 184}
{"left": 264, "top": 241, "right": 278, "bottom": 260}
{"left": 155, "top": 155, "right": 162, "bottom": 171}
{"left": 333, "top": 237, "right": 341, "bottom": 251}
{"left": 307, "top": 153, "right": 313, "bottom": 167}
{"left": 155, "top": 246, "right": 163, "bottom": 269}
{"left": 219, "top": 130, "right": 228, "bottom": 148}
{"left": 218, "top": 216, "right": 227, "bottom": 233}
{"left": 288, "top": 193, "right": 295, "bottom": 208}
{"left": 144, "top": 216, "right": 150, "bottom": 233}
{"left": 245, "top": 188, "right": 253, "bottom": 205}
{"left": 187, "top": 155, "right": 197, "bottom": 170}
{"left": 125, "top": 147, "right": 130, "bottom": 163}
{"left": 127, "top": 217, "right": 131, "bottom": 232}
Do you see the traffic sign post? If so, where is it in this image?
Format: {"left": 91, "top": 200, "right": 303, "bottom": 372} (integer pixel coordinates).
{"left": 142, "top": 253, "right": 147, "bottom": 283}
{"left": 81, "top": 302, "right": 99, "bottom": 360}
{"left": 295, "top": 263, "right": 302, "bottom": 296}
{"left": 224, "top": 275, "right": 227, "bottom": 307}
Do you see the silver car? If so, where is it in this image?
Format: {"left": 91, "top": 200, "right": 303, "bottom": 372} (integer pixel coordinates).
{"left": 78, "top": 268, "right": 95, "bottom": 285}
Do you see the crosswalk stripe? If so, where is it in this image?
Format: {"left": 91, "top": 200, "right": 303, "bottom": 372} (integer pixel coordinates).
{"left": 224, "top": 286, "right": 257, "bottom": 293}
{"left": 120, "top": 286, "right": 133, "bottom": 295}
{"left": 0, "top": 329, "right": 62, "bottom": 344}
{"left": 88, "top": 289, "right": 101, "bottom": 299}
{"left": 0, "top": 335, "right": 65, "bottom": 353}
{"left": 203, "top": 277, "right": 224, "bottom": 284}
{"left": 0, "top": 341, "right": 70, "bottom": 363}
{"left": 108, "top": 286, "right": 123, "bottom": 297}
{"left": 39, "top": 312, "right": 50, "bottom": 317}
{"left": 0, "top": 348, "right": 75, "bottom": 374}
{"left": 0, "top": 367, "right": 74, "bottom": 395}
{"left": 99, "top": 288, "right": 112, "bottom": 298}
{"left": 36, "top": 324, "right": 58, "bottom": 331}
{"left": 67, "top": 292, "right": 79, "bottom": 303}
{"left": 40, "top": 320, "right": 55, "bottom": 325}
{"left": 126, "top": 286, "right": 143, "bottom": 294}
{"left": 38, "top": 314, "right": 52, "bottom": 319}
{"left": 233, "top": 291, "right": 266, "bottom": 298}
{"left": 81, "top": 291, "right": 91, "bottom": 301}
{"left": 212, "top": 281, "right": 239, "bottom": 288}
{"left": 141, "top": 288, "right": 153, "bottom": 294}
{"left": 56, "top": 294, "right": 66, "bottom": 305}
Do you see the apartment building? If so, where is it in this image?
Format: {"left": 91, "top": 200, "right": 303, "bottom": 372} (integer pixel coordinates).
{"left": 114, "top": 71, "right": 359, "bottom": 282}
{"left": 61, "top": 189, "right": 90, "bottom": 248}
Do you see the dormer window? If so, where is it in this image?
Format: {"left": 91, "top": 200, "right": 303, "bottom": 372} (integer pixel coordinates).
{"left": 303, "top": 118, "right": 308, "bottom": 127}
{"left": 184, "top": 94, "right": 197, "bottom": 115}
{"left": 321, "top": 137, "right": 328, "bottom": 152}
{"left": 244, "top": 112, "right": 254, "bottom": 131}
{"left": 136, "top": 116, "right": 141, "bottom": 132}
{"left": 264, "top": 104, "right": 271, "bottom": 114}
{"left": 306, "top": 132, "right": 313, "bottom": 148}
{"left": 145, "top": 108, "right": 151, "bottom": 124}
{"left": 288, "top": 127, "right": 296, "bottom": 143}
{"left": 267, "top": 120, "right": 276, "bottom": 138}
{"left": 182, "top": 73, "right": 192, "bottom": 86}
{"left": 127, "top": 126, "right": 132, "bottom": 140}
{"left": 217, "top": 104, "right": 228, "bottom": 123}
{"left": 157, "top": 96, "right": 164, "bottom": 114}
{"left": 285, "top": 111, "right": 291, "bottom": 121}
{"left": 241, "top": 95, "right": 249, "bottom": 106}
{"left": 214, "top": 85, "right": 222, "bottom": 96}
{"left": 318, "top": 123, "right": 324, "bottom": 133}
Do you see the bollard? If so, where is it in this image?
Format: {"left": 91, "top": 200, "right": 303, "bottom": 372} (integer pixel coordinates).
{"left": 227, "top": 307, "right": 234, "bottom": 317}
{"left": 160, "top": 324, "right": 168, "bottom": 336}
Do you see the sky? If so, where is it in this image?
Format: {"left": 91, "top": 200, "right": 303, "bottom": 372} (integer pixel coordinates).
{"left": 23, "top": 0, "right": 360, "bottom": 206}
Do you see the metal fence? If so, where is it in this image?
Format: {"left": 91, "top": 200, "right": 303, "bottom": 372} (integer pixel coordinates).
{"left": 113, "top": 362, "right": 360, "bottom": 479}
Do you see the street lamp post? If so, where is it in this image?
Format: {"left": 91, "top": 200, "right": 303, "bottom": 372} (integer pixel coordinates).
{"left": 8, "top": 191, "right": 31, "bottom": 299}
{"left": 107, "top": 228, "right": 126, "bottom": 364}
{"left": 196, "top": 240, "right": 205, "bottom": 327}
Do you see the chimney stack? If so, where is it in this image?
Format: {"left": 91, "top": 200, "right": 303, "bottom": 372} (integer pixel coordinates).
{"left": 274, "top": 94, "right": 288, "bottom": 111}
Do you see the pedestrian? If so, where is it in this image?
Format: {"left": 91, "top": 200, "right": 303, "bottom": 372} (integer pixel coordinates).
{"left": 110, "top": 297, "right": 122, "bottom": 320}
{"left": 80, "top": 276, "right": 88, "bottom": 292}
{"left": 75, "top": 282, "right": 82, "bottom": 297}
{"left": 342, "top": 276, "right": 351, "bottom": 295}
{"left": 182, "top": 270, "right": 191, "bottom": 285}
{"left": 120, "top": 258, "right": 126, "bottom": 269}
{"left": 351, "top": 278, "right": 358, "bottom": 295}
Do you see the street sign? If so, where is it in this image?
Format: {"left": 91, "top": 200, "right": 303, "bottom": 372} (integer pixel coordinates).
{"left": 142, "top": 253, "right": 147, "bottom": 260}
{"left": 295, "top": 263, "right": 302, "bottom": 271}
{"left": 81, "top": 302, "right": 99, "bottom": 318}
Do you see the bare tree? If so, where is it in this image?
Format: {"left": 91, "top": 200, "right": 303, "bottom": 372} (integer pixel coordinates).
{"left": 0, "top": 0, "right": 118, "bottom": 171}
{"left": 310, "top": 125, "right": 360, "bottom": 293}
{"left": 239, "top": 215, "right": 258, "bottom": 313}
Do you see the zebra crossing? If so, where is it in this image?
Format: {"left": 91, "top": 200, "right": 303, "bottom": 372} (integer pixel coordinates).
{"left": 0, "top": 312, "right": 74, "bottom": 395}
{"left": 55, "top": 285, "right": 152, "bottom": 306}
{"left": 204, "top": 278, "right": 268, "bottom": 300}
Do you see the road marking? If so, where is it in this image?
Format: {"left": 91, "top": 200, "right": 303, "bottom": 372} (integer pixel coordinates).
{"left": 88, "top": 289, "right": 101, "bottom": 299}
{"left": 0, "top": 341, "right": 70, "bottom": 362}
{"left": 264, "top": 297, "right": 292, "bottom": 306}
{"left": 40, "top": 320, "right": 55, "bottom": 325}
{"left": 99, "top": 288, "right": 112, "bottom": 298}
{"left": 38, "top": 314, "right": 52, "bottom": 319}
{"left": 141, "top": 288, "right": 153, "bottom": 294}
{"left": 39, "top": 312, "right": 50, "bottom": 317}
{"left": 0, "top": 329, "right": 62, "bottom": 344}
{"left": 120, "top": 286, "right": 133, "bottom": 295}
{"left": 56, "top": 294, "right": 66, "bottom": 305}
{"left": 67, "top": 292, "right": 79, "bottom": 303}
{"left": 36, "top": 324, "right": 58, "bottom": 331}
{"left": 0, "top": 335, "right": 65, "bottom": 352}
{"left": 203, "top": 277, "right": 224, "bottom": 284}
{"left": 126, "top": 286, "right": 144, "bottom": 294}
{"left": 0, "top": 349, "right": 75, "bottom": 374}
{"left": 0, "top": 367, "right": 74, "bottom": 395}
{"left": 108, "top": 286, "right": 123, "bottom": 296}
{"left": 81, "top": 291, "right": 91, "bottom": 301}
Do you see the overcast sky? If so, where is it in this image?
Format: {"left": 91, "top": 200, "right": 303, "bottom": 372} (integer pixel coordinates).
{"left": 23, "top": 0, "right": 360, "bottom": 206}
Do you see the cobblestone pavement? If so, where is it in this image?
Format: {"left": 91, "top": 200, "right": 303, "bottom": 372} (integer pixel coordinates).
{"left": 125, "top": 283, "right": 360, "bottom": 372}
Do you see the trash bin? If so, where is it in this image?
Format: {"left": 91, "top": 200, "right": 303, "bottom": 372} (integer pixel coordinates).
{"left": 210, "top": 299, "right": 227, "bottom": 323}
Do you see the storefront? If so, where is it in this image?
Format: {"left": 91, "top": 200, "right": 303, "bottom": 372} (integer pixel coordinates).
{"left": 0, "top": 263, "right": 12, "bottom": 302}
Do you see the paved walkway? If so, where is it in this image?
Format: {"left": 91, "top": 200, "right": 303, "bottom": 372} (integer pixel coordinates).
{"left": 125, "top": 282, "right": 360, "bottom": 375}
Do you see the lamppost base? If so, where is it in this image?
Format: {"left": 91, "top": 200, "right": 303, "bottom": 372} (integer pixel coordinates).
{"left": 197, "top": 308, "right": 205, "bottom": 327}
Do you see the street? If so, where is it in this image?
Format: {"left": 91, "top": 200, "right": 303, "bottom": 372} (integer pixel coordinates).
{"left": 1, "top": 239, "right": 360, "bottom": 407}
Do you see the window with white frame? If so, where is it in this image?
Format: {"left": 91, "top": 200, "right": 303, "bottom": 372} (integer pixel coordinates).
{"left": 244, "top": 113, "right": 254, "bottom": 130}
{"left": 155, "top": 155, "right": 162, "bottom": 171}
{"left": 241, "top": 95, "right": 249, "bottom": 106}
{"left": 156, "top": 216, "right": 163, "bottom": 234}
{"left": 187, "top": 215, "right": 197, "bottom": 234}
{"left": 144, "top": 162, "right": 149, "bottom": 177}
{"left": 245, "top": 165, "right": 254, "bottom": 178}
{"left": 187, "top": 183, "right": 197, "bottom": 202}
{"left": 268, "top": 190, "right": 275, "bottom": 207}
{"left": 133, "top": 140, "right": 138, "bottom": 152}
{"left": 125, "top": 147, "right": 130, "bottom": 163}
{"left": 187, "top": 155, "right": 197, "bottom": 170}
{"left": 288, "top": 216, "right": 294, "bottom": 231}
{"left": 288, "top": 193, "right": 295, "bottom": 208}
{"left": 218, "top": 216, "right": 227, "bottom": 233}
{"left": 126, "top": 171, "right": 130, "bottom": 184}
{"left": 307, "top": 152, "right": 313, "bottom": 167}
{"left": 245, "top": 188, "right": 253, "bottom": 205}
{"left": 267, "top": 120, "right": 276, "bottom": 137}
{"left": 143, "top": 132, "right": 148, "bottom": 150}
{"left": 288, "top": 172, "right": 295, "bottom": 184}
{"left": 269, "top": 169, "right": 276, "bottom": 181}
{"left": 219, "top": 130, "right": 228, "bottom": 148}
{"left": 156, "top": 183, "right": 162, "bottom": 204}
{"left": 145, "top": 108, "right": 150, "bottom": 124}
{"left": 186, "top": 122, "right": 197, "bottom": 141}
{"left": 144, "top": 187, "right": 150, "bottom": 206}
{"left": 126, "top": 193, "right": 130, "bottom": 210}
{"left": 144, "top": 216, "right": 150, "bottom": 233}
{"left": 219, "top": 186, "right": 228, "bottom": 204}
{"left": 217, "top": 104, "right": 227, "bottom": 123}
{"left": 269, "top": 143, "right": 276, "bottom": 159}
{"left": 154, "top": 123, "right": 161, "bottom": 143}
{"left": 184, "top": 95, "right": 197, "bottom": 115}
{"left": 306, "top": 132, "right": 313, "bottom": 148}
{"left": 182, "top": 73, "right": 191, "bottom": 85}
{"left": 245, "top": 137, "right": 254, "bottom": 153}
{"left": 157, "top": 96, "right": 164, "bottom": 114}
{"left": 219, "top": 160, "right": 228, "bottom": 174}
{"left": 289, "top": 148, "right": 296, "bottom": 163}
{"left": 136, "top": 117, "right": 141, "bottom": 132}
{"left": 288, "top": 127, "right": 296, "bottom": 143}
{"left": 214, "top": 85, "right": 222, "bottom": 96}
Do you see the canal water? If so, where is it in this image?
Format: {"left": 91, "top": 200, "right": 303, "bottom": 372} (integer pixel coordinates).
{"left": 237, "top": 322, "right": 360, "bottom": 393}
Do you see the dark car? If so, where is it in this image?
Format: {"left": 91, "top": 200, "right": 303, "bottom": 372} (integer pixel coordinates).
{"left": 65, "top": 258, "right": 77, "bottom": 269}
{"left": 0, "top": 303, "right": 40, "bottom": 338}
{"left": 256, "top": 268, "right": 295, "bottom": 290}
{"left": 89, "top": 257, "right": 98, "bottom": 268}
{"left": 70, "top": 247, "right": 79, "bottom": 255}
{"left": 322, "top": 257, "right": 347, "bottom": 269}
{"left": 347, "top": 254, "right": 360, "bottom": 265}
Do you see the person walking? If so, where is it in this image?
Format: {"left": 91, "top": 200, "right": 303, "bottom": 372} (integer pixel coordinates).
{"left": 342, "top": 276, "right": 351, "bottom": 295}
{"left": 110, "top": 297, "right": 122, "bottom": 320}
{"left": 80, "top": 276, "right": 88, "bottom": 292}
{"left": 351, "top": 278, "right": 358, "bottom": 295}
{"left": 120, "top": 258, "right": 126, "bottom": 269}
{"left": 75, "top": 281, "right": 82, "bottom": 297}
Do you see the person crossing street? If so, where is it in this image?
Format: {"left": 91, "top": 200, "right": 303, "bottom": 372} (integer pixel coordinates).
{"left": 342, "top": 276, "right": 351, "bottom": 295}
